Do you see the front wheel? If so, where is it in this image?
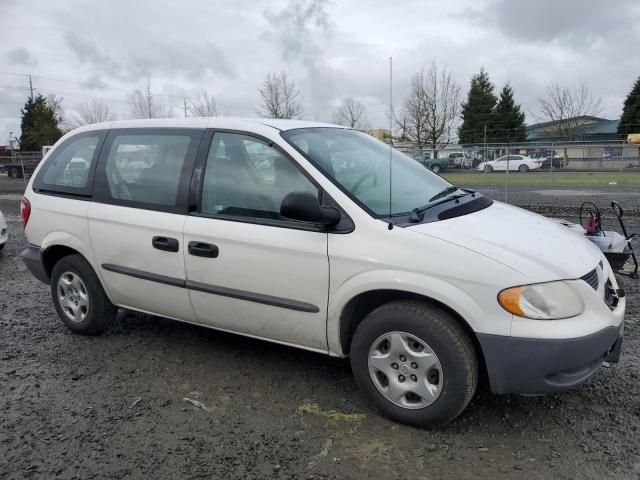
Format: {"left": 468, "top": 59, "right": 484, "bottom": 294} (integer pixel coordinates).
{"left": 350, "top": 301, "right": 478, "bottom": 428}
{"left": 483, "top": 165, "right": 493, "bottom": 173}
{"left": 50, "top": 254, "right": 117, "bottom": 335}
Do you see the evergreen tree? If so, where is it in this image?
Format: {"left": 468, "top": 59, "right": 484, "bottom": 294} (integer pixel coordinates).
{"left": 19, "top": 94, "right": 63, "bottom": 151}
{"left": 618, "top": 76, "right": 640, "bottom": 136}
{"left": 493, "top": 84, "right": 526, "bottom": 143}
{"left": 458, "top": 69, "right": 497, "bottom": 144}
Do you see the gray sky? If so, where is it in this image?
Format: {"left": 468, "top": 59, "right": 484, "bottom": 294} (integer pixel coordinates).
{"left": 1, "top": 0, "right": 639, "bottom": 146}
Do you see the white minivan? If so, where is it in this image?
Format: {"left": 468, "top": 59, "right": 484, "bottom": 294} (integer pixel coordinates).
{"left": 21, "top": 118, "right": 625, "bottom": 427}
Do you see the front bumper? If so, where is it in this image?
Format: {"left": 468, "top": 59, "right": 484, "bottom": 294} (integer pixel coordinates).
{"left": 21, "top": 244, "right": 50, "bottom": 284}
{"left": 477, "top": 325, "right": 623, "bottom": 395}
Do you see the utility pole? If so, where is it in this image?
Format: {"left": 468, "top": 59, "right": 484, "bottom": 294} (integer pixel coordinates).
{"left": 28, "top": 75, "right": 34, "bottom": 100}
{"left": 183, "top": 98, "right": 188, "bottom": 118}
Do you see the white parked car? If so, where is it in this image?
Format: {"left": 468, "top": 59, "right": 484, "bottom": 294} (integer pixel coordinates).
{"left": 477, "top": 154, "right": 542, "bottom": 172}
{"left": 0, "top": 210, "right": 7, "bottom": 252}
{"left": 20, "top": 118, "right": 625, "bottom": 427}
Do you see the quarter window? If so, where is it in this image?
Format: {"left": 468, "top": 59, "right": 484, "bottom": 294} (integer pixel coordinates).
{"left": 201, "top": 132, "right": 318, "bottom": 220}
{"left": 37, "top": 134, "right": 101, "bottom": 191}
{"left": 103, "top": 133, "right": 195, "bottom": 207}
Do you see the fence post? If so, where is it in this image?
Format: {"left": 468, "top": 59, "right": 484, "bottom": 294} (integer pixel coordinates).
{"left": 505, "top": 145, "right": 510, "bottom": 203}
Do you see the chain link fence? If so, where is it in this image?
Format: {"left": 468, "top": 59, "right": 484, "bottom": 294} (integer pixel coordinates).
{"left": 391, "top": 140, "right": 640, "bottom": 211}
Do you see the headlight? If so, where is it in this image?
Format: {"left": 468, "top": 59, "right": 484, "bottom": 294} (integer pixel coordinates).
{"left": 498, "top": 281, "right": 584, "bottom": 320}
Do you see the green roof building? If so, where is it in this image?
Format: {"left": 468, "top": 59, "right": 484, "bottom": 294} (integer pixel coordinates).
{"left": 526, "top": 116, "right": 621, "bottom": 142}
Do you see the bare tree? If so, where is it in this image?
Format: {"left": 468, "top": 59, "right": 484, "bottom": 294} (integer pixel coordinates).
{"left": 70, "top": 98, "right": 114, "bottom": 127}
{"left": 391, "top": 110, "right": 410, "bottom": 141}
{"left": 258, "top": 72, "right": 303, "bottom": 119}
{"left": 535, "top": 80, "right": 602, "bottom": 140}
{"left": 188, "top": 90, "right": 217, "bottom": 117}
{"left": 333, "top": 97, "right": 370, "bottom": 130}
{"left": 402, "top": 63, "right": 460, "bottom": 150}
{"left": 128, "top": 76, "right": 163, "bottom": 119}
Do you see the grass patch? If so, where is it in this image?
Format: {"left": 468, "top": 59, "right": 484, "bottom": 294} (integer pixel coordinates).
{"left": 442, "top": 171, "right": 640, "bottom": 187}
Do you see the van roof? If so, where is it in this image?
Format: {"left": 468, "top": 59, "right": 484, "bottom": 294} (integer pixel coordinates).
{"left": 72, "top": 117, "right": 346, "bottom": 134}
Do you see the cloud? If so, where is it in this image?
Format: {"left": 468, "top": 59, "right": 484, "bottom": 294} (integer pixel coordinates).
{"left": 263, "top": 0, "right": 337, "bottom": 116}
{"left": 0, "top": 0, "right": 639, "bottom": 143}
{"left": 476, "top": 0, "right": 640, "bottom": 47}
{"left": 6, "top": 47, "right": 36, "bottom": 66}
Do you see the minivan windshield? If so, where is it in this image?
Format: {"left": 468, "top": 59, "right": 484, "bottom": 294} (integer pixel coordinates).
{"left": 282, "top": 128, "right": 464, "bottom": 217}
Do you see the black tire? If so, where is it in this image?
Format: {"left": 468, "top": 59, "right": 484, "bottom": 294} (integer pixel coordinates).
{"left": 483, "top": 165, "right": 493, "bottom": 173}
{"left": 518, "top": 164, "right": 529, "bottom": 173}
{"left": 10, "top": 167, "right": 18, "bottom": 178}
{"left": 431, "top": 164, "right": 441, "bottom": 174}
{"left": 350, "top": 300, "right": 477, "bottom": 428}
{"left": 50, "top": 254, "right": 116, "bottom": 335}
{"left": 0, "top": 243, "right": 4, "bottom": 252}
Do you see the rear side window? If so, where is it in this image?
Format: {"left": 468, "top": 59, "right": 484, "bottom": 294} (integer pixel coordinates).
{"left": 94, "top": 129, "right": 202, "bottom": 211}
{"left": 34, "top": 132, "right": 105, "bottom": 195}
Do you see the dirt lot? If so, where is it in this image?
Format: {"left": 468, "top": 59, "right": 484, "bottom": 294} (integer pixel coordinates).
{"left": 1, "top": 177, "right": 639, "bottom": 479}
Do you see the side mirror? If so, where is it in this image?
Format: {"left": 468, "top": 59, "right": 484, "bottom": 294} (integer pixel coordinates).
{"left": 280, "top": 191, "right": 341, "bottom": 226}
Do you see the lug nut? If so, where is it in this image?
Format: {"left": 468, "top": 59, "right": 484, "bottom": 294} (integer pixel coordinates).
{"left": 410, "top": 374, "right": 417, "bottom": 382}
{"left": 411, "top": 362, "right": 418, "bottom": 369}
{"left": 398, "top": 375, "right": 405, "bottom": 382}
{"left": 399, "top": 355, "right": 406, "bottom": 362}
{"left": 391, "top": 363, "right": 399, "bottom": 370}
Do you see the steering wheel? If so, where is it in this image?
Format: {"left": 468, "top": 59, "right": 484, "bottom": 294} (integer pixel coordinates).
{"left": 351, "top": 169, "right": 378, "bottom": 195}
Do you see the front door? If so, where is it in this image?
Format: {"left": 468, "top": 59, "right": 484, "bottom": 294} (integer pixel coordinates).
{"left": 183, "top": 131, "right": 329, "bottom": 351}
{"left": 89, "top": 128, "right": 203, "bottom": 322}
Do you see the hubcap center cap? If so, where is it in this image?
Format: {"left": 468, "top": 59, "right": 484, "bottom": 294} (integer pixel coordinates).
{"left": 399, "top": 364, "right": 411, "bottom": 375}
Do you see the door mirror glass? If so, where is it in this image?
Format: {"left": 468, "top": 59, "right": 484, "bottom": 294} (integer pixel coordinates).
{"left": 280, "top": 191, "right": 341, "bottom": 226}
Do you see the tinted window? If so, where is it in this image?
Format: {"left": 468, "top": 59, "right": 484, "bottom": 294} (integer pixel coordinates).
{"left": 103, "top": 134, "right": 194, "bottom": 207}
{"left": 39, "top": 135, "right": 100, "bottom": 190}
{"left": 201, "top": 132, "right": 317, "bottom": 220}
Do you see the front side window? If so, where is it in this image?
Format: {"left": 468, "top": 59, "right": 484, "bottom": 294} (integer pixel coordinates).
{"left": 37, "top": 134, "right": 101, "bottom": 191}
{"left": 282, "top": 128, "right": 458, "bottom": 217}
{"left": 201, "top": 132, "right": 317, "bottom": 220}
{"left": 103, "top": 133, "right": 195, "bottom": 207}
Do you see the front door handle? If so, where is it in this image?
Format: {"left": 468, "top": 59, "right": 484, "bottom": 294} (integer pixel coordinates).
{"left": 152, "top": 236, "right": 179, "bottom": 252}
{"left": 188, "top": 241, "right": 219, "bottom": 258}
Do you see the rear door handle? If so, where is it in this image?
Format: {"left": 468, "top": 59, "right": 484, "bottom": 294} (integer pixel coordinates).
{"left": 188, "top": 241, "right": 219, "bottom": 258}
{"left": 152, "top": 236, "right": 179, "bottom": 252}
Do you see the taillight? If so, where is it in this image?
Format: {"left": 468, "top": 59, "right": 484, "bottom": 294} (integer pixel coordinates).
{"left": 20, "top": 197, "right": 31, "bottom": 227}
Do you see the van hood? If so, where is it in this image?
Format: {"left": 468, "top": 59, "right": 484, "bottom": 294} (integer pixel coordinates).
{"left": 406, "top": 201, "right": 601, "bottom": 282}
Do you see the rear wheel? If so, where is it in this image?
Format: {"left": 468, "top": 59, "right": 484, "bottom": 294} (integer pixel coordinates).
{"left": 518, "top": 164, "right": 529, "bottom": 173}
{"left": 350, "top": 301, "right": 478, "bottom": 428}
{"left": 50, "top": 254, "right": 116, "bottom": 335}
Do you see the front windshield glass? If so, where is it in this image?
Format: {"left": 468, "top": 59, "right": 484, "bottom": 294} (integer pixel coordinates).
{"left": 282, "top": 128, "right": 458, "bottom": 216}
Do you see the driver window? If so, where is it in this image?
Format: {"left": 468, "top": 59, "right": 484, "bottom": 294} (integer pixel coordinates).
{"left": 201, "top": 132, "right": 317, "bottom": 220}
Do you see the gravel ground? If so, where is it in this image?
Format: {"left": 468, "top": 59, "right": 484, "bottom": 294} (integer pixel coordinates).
{"left": 1, "top": 176, "right": 639, "bottom": 479}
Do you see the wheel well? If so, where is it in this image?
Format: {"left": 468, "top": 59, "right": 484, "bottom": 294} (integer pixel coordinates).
{"left": 339, "top": 290, "right": 486, "bottom": 377}
{"left": 41, "top": 245, "right": 80, "bottom": 280}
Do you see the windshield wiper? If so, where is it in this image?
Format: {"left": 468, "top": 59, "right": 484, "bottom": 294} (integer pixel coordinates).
{"left": 409, "top": 189, "right": 474, "bottom": 223}
{"left": 428, "top": 186, "right": 460, "bottom": 202}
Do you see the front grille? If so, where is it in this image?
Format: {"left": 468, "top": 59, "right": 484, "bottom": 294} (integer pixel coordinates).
{"left": 580, "top": 268, "right": 599, "bottom": 291}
